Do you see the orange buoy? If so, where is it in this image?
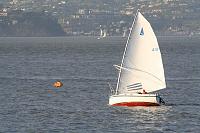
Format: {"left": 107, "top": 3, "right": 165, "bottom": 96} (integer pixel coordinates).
{"left": 53, "top": 81, "right": 63, "bottom": 88}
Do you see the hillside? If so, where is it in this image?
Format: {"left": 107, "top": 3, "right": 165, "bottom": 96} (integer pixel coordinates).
{"left": 0, "top": 11, "right": 65, "bottom": 37}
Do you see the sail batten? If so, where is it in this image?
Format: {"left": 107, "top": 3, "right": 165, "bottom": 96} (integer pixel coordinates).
{"left": 116, "top": 12, "right": 166, "bottom": 94}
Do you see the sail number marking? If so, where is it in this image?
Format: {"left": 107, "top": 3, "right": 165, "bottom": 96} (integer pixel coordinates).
{"left": 152, "top": 48, "right": 159, "bottom": 51}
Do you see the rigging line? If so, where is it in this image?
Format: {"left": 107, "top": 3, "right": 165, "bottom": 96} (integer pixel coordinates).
{"left": 131, "top": 67, "right": 165, "bottom": 85}
{"left": 120, "top": 66, "right": 166, "bottom": 86}
{"left": 123, "top": 53, "right": 165, "bottom": 86}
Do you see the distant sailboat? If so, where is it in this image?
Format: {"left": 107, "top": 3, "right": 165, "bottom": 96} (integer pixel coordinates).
{"left": 109, "top": 11, "right": 166, "bottom": 106}
{"left": 102, "top": 30, "right": 107, "bottom": 38}
{"left": 97, "top": 28, "right": 107, "bottom": 39}
{"left": 122, "top": 29, "right": 127, "bottom": 38}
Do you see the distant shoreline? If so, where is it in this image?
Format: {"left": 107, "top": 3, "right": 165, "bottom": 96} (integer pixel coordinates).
{"left": 0, "top": 34, "right": 199, "bottom": 38}
{"left": 0, "top": 35, "right": 199, "bottom": 39}
{"left": 0, "top": 35, "right": 199, "bottom": 46}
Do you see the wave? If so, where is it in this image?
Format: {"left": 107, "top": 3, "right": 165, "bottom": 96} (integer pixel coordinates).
{"left": 0, "top": 76, "right": 115, "bottom": 82}
{"left": 165, "top": 103, "right": 200, "bottom": 107}
{"left": 2, "top": 76, "right": 200, "bottom": 83}
{"left": 166, "top": 77, "right": 200, "bottom": 82}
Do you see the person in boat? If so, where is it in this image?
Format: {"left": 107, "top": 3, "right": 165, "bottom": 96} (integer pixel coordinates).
{"left": 142, "top": 89, "right": 148, "bottom": 94}
{"left": 137, "top": 89, "right": 147, "bottom": 94}
{"left": 53, "top": 80, "right": 63, "bottom": 88}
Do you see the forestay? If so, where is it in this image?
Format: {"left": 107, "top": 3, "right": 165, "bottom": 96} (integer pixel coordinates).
{"left": 116, "top": 12, "right": 166, "bottom": 94}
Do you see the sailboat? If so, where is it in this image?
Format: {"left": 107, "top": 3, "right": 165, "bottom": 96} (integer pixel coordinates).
{"left": 97, "top": 28, "right": 107, "bottom": 39}
{"left": 102, "top": 30, "right": 107, "bottom": 38}
{"left": 109, "top": 11, "right": 166, "bottom": 106}
{"left": 122, "top": 29, "right": 127, "bottom": 38}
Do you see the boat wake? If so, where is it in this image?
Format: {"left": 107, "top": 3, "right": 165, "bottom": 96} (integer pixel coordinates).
{"left": 165, "top": 103, "right": 200, "bottom": 107}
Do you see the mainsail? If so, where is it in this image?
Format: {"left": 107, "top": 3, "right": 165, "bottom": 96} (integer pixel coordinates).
{"left": 116, "top": 12, "right": 166, "bottom": 94}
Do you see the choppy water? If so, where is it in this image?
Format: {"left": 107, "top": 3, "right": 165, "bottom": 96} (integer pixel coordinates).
{"left": 0, "top": 36, "right": 200, "bottom": 133}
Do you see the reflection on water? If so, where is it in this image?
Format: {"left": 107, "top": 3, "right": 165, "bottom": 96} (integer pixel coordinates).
{"left": 0, "top": 37, "right": 200, "bottom": 132}
{"left": 109, "top": 106, "right": 172, "bottom": 132}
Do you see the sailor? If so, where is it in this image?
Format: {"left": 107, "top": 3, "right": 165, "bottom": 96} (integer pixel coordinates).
{"left": 142, "top": 89, "right": 147, "bottom": 94}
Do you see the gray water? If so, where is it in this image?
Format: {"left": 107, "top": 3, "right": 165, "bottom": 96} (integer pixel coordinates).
{"left": 0, "top": 36, "right": 200, "bottom": 133}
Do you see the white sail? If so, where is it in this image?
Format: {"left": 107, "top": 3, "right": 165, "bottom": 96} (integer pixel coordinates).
{"left": 122, "top": 30, "right": 126, "bottom": 37}
{"left": 116, "top": 12, "right": 166, "bottom": 94}
{"left": 98, "top": 29, "right": 106, "bottom": 39}
{"left": 100, "top": 29, "right": 103, "bottom": 37}
{"left": 102, "top": 30, "right": 107, "bottom": 38}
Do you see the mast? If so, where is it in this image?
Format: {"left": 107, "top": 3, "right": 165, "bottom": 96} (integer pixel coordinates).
{"left": 115, "top": 10, "right": 139, "bottom": 94}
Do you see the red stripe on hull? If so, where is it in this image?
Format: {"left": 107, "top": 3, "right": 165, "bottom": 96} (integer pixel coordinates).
{"left": 112, "top": 102, "right": 160, "bottom": 106}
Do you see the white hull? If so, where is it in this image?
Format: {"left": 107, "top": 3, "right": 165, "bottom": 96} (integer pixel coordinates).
{"left": 109, "top": 93, "right": 162, "bottom": 106}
